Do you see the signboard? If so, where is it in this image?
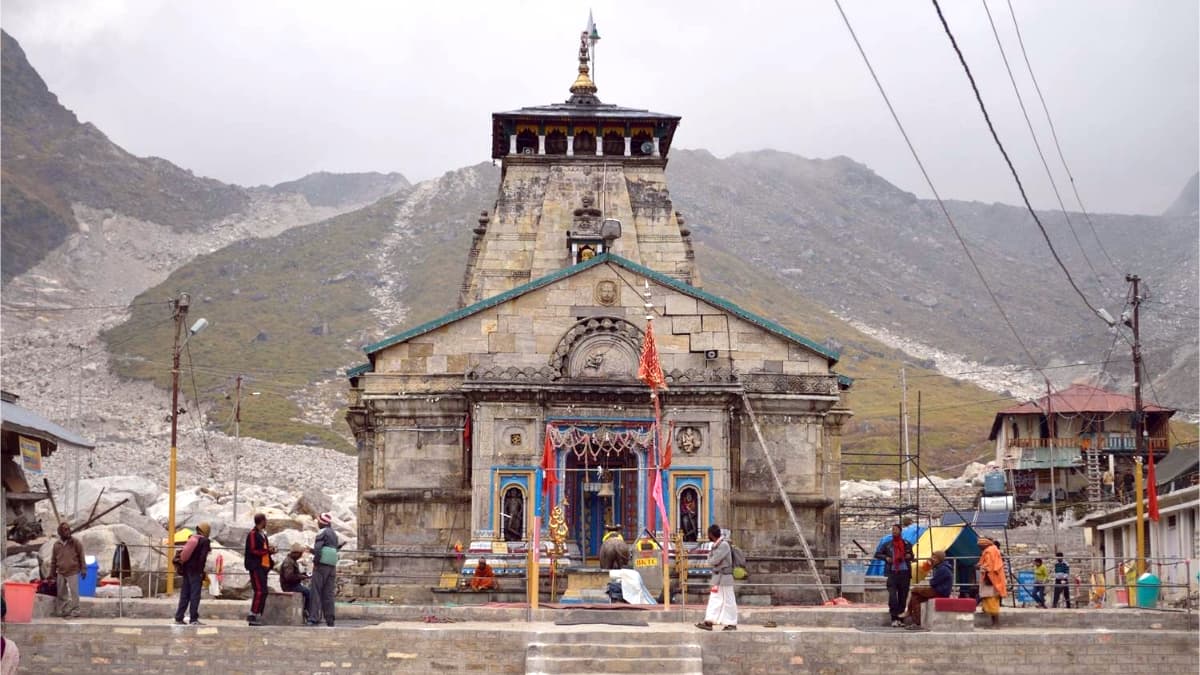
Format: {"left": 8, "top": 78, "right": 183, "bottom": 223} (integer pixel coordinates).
{"left": 491, "top": 541, "right": 509, "bottom": 554}
{"left": 634, "top": 557, "right": 659, "bottom": 568}
{"left": 19, "top": 436, "right": 43, "bottom": 475}
{"left": 634, "top": 535, "right": 660, "bottom": 568}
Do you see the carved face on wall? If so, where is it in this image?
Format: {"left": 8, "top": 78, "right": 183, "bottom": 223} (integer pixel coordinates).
{"left": 595, "top": 280, "right": 619, "bottom": 306}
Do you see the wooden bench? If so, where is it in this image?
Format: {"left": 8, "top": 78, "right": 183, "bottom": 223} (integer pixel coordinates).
{"left": 927, "top": 597, "right": 976, "bottom": 632}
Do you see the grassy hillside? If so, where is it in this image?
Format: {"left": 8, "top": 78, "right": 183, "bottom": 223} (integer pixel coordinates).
{"left": 694, "top": 241, "right": 1000, "bottom": 478}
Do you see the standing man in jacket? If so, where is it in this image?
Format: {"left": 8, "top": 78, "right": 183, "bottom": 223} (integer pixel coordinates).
{"left": 244, "top": 513, "right": 276, "bottom": 626}
{"left": 696, "top": 524, "right": 737, "bottom": 631}
{"left": 174, "top": 522, "right": 212, "bottom": 625}
{"left": 1052, "top": 552, "right": 1071, "bottom": 608}
{"left": 874, "top": 523, "right": 915, "bottom": 627}
{"left": 903, "top": 550, "right": 953, "bottom": 628}
{"left": 50, "top": 522, "right": 85, "bottom": 618}
{"left": 310, "top": 512, "right": 341, "bottom": 627}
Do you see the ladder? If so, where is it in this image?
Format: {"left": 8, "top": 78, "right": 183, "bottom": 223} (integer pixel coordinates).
{"left": 1084, "top": 448, "right": 1102, "bottom": 503}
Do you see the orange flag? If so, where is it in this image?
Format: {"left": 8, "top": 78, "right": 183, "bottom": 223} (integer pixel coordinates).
{"left": 638, "top": 321, "right": 668, "bottom": 391}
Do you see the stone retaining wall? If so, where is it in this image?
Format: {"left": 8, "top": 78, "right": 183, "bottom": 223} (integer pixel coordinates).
{"left": 4, "top": 621, "right": 1196, "bottom": 674}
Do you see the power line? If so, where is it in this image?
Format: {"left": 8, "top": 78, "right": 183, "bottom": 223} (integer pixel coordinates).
{"left": 184, "top": 342, "right": 217, "bottom": 478}
{"left": 980, "top": 0, "right": 1105, "bottom": 290}
{"left": 829, "top": 0, "right": 1046, "bottom": 376}
{"left": 5, "top": 314, "right": 176, "bottom": 390}
{"left": 1004, "top": 0, "right": 1121, "bottom": 273}
{"left": 931, "top": 0, "right": 1110, "bottom": 326}
{"left": 1, "top": 297, "right": 174, "bottom": 312}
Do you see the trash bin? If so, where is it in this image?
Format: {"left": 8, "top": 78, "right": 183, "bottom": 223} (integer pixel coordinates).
{"left": 1135, "top": 572, "right": 1160, "bottom": 609}
{"left": 79, "top": 555, "right": 100, "bottom": 597}
{"left": 2, "top": 582, "right": 37, "bottom": 623}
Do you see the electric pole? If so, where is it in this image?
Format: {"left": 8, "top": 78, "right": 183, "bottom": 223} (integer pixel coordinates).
{"left": 166, "top": 293, "right": 189, "bottom": 595}
{"left": 233, "top": 375, "right": 242, "bottom": 525}
{"left": 1128, "top": 274, "right": 1146, "bottom": 575}
{"left": 1045, "top": 378, "right": 1058, "bottom": 554}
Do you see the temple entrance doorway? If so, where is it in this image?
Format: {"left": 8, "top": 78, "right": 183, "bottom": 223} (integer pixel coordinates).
{"left": 552, "top": 422, "right": 652, "bottom": 563}
{"left": 566, "top": 448, "right": 641, "bottom": 561}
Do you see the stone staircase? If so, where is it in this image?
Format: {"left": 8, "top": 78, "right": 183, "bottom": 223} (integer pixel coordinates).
{"left": 525, "top": 639, "right": 702, "bottom": 675}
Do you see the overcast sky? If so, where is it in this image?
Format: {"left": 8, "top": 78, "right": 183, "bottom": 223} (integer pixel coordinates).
{"left": 3, "top": 0, "right": 1196, "bottom": 215}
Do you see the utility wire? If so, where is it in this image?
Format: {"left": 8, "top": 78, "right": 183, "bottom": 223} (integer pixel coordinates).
{"left": 931, "top": 0, "right": 1108, "bottom": 325}
{"left": 1005, "top": 0, "right": 1120, "bottom": 273}
{"left": 6, "top": 314, "right": 176, "bottom": 389}
{"left": 829, "top": 0, "right": 1045, "bottom": 375}
{"left": 980, "top": 0, "right": 1105, "bottom": 290}
{"left": 184, "top": 342, "right": 217, "bottom": 479}
{"left": 2, "top": 300, "right": 173, "bottom": 313}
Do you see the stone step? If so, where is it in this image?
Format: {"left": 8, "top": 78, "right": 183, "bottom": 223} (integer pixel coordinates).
{"left": 526, "top": 642, "right": 703, "bottom": 675}
{"left": 525, "top": 656, "right": 703, "bottom": 675}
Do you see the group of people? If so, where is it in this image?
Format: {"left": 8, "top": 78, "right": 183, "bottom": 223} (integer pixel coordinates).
{"left": 172, "top": 511, "right": 343, "bottom": 626}
{"left": 1029, "top": 552, "right": 1073, "bottom": 608}
{"left": 873, "top": 523, "right": 1008, "bottom": 629}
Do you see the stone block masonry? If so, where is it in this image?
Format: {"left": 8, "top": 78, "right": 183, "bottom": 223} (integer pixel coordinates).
{"left": 4, "top": 618, "right": 1197, "bottom": 674}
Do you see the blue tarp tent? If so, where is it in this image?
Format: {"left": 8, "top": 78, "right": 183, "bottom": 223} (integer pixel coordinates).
{"left": 866, "top": 524, "right": 926, "bottom": 576}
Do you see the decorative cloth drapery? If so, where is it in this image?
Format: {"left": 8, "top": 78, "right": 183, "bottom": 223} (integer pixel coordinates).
{"left": 548, "top": 423, "right": 654, "bottom": 463}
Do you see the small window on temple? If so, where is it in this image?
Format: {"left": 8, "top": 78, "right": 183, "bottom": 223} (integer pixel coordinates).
{"left": 545, "top": 130, "right": 568, "bottom": 155}
{"left": 516, "top": 129, "right": 538, "bottom": 154}
{"left": 602, "top": 131, "right": 624, "bottom": 156}
{"left": 574, "top": 130, "right": 596, "bottom": 155}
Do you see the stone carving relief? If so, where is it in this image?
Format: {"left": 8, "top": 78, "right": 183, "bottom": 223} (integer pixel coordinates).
{"left": 494, "top": 422, "right": 531, "bottom": 453}
{"left": 594, "top": 279, "right": 619, "bottom": 306}
{"left": 676, "top": 426, "right": 703, "bottom": 454}
{"left": 549, "top": 317, "right": 643, "bottom": 380}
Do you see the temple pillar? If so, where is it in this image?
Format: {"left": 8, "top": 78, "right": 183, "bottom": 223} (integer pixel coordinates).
{"left": 509, "top": 134, "right": 517, "bottom": 154}
{"left": 538, "top": 134, "right": 546, "bottom": 155}
{"left": 567, "top": 135, "right": 575, "bottom": 156}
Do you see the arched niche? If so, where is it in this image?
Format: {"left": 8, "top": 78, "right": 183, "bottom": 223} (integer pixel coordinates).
{"left": 549, "top": 316, "right": 644, "bottom": 380}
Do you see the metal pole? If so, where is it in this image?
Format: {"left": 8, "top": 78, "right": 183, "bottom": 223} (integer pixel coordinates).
{"left": 1127, "top": 274, "right": 1147, "bottom": 578}
{"left": 901, "top": 368, "right": 911, "bottom": 491}
{"left": 1045, "top": 379, "right": 1058, "bottom": 554}
{"left": 233, "top": 375, "right": 241, "bottom": 525}
{"left": 1134, "top": 457, "right": 1145, "bottom": 576}
{"left": 166, "top": 293, "right": 189, "bottom": 596}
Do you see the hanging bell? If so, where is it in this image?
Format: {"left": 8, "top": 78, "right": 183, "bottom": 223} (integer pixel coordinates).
{"left": 597, "top": 481, "right": 615, "bottom": 498}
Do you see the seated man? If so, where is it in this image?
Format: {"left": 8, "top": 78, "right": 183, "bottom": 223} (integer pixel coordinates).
{"left": 470, "top": 557, "right": 497, "bottom": 591}
{"left": 278, "top": 543, "right": 315, "bottom": 624}
{"left": 904, "top": 550, "right": 954, "bottom": 629}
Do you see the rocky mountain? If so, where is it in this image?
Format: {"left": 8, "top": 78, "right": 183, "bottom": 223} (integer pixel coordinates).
{"left": 0, "top": 30, "right": 252, "bottom": 279}
{"left": 270, "top": 171, "right": 411, "bottom": 209}
{"left": 2, "top": 29, "right": 1194, "bottom": 490}
{"left": 667, "top": 149, "right": 1199, "bottom": 413}
{"left": 1163, "top": 172, "right": 1199, "bottom": 219}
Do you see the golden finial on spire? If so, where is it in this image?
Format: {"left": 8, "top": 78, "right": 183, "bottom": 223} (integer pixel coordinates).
{"left": 569, "top": 31, "right": 598, "bottom": 102}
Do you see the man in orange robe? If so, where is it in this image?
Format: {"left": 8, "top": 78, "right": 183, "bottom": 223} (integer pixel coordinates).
{"left": 977, "top": 538, "right": 1007, "bottom": 627}
{"left": 470, "top": 558, "right": 497, "bottom": 591}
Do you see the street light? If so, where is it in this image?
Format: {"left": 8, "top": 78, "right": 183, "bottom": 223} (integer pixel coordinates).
{"left": 166, "top": 293, "right": 207, "bottom": 595}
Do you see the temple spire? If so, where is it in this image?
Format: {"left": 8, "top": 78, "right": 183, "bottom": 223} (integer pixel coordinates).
{"left": 568, "top": 31, "right": 600, "bottom": 105}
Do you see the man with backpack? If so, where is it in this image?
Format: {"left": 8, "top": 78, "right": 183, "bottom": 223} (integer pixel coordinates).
{"left": 309, "top": 512, "right": 342, "bottom": 627}
{"left": 174, "top": 522, "right": 212, "bottom": 625}
{"left": 696, "top": 524, "right": 738, "bottom": 631}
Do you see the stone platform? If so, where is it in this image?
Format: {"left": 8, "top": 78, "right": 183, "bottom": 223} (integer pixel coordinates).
{"left": 6, "top": 598, "right": 1198, "bottom": 674}
{"left": 4, "top": 612, "right": 1197, "bottom": 675}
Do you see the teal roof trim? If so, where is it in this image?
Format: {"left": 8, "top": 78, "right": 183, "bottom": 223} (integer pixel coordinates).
{"left": 837, "top": 374, "right": 854, "bottom": 388}
{"left": 362, "top": 254, "right": 614, "bottom": 355}
{"left": 346, "top": 363, "right": 372, "bottom": 378}
{"left": 361, "top": 253, "right": 840, "bottom": 364}
{"left": 597, "top": 255, "right": 840, "bottom": 363}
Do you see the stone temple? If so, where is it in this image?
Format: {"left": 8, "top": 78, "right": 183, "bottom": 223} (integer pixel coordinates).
{"left": 345, "top": 34, "right": 852, "bottom": 602}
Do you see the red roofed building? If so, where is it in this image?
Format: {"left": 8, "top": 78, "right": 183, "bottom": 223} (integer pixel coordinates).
{"left": 988, "top": 384, "right": 1175, "bottom": 503}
